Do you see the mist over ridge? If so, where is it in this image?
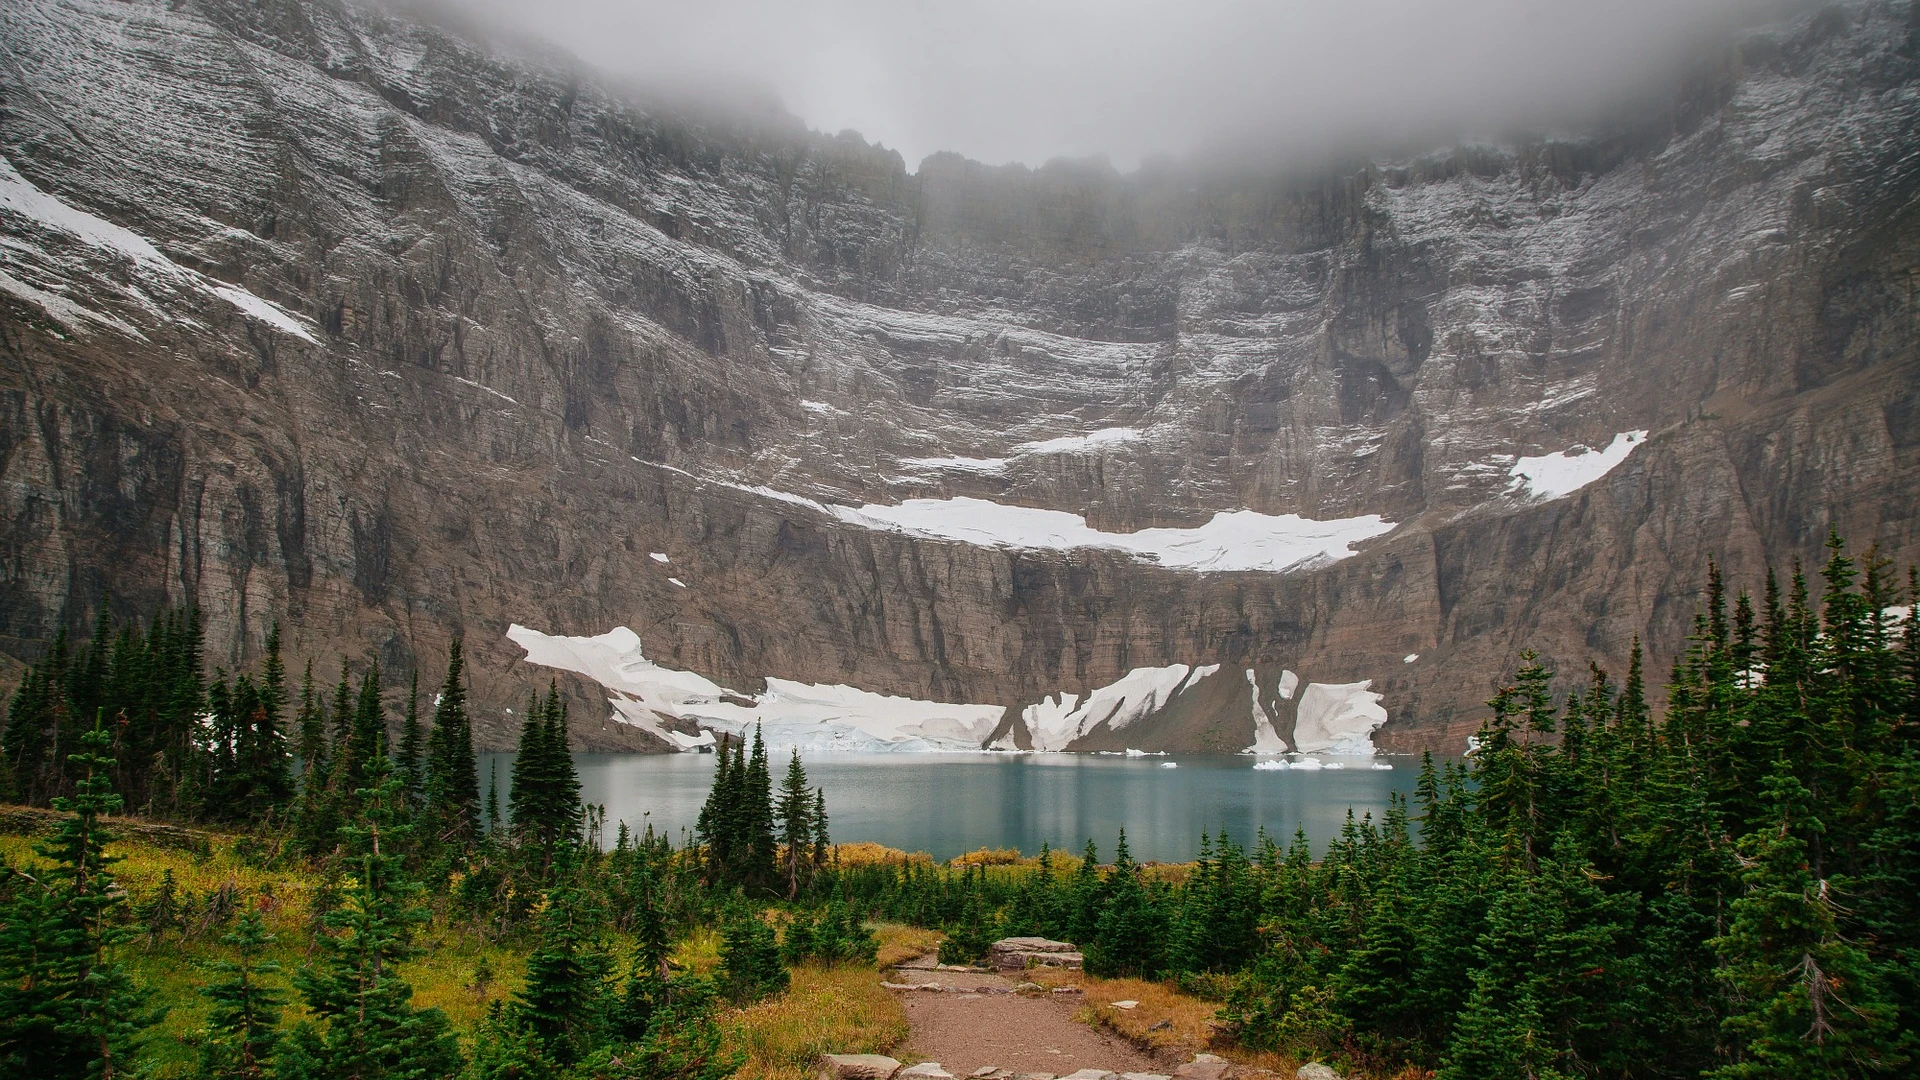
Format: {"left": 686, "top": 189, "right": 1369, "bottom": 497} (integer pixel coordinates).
{"left": 419, "top": 0, "right": 1797, "bottom": 173}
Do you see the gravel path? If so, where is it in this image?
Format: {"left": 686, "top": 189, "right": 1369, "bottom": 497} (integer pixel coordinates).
{"left": 890, "top": 965, "right": 1161, "bottom": 1077}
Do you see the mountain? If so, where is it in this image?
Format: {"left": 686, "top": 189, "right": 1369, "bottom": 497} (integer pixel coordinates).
{"left": 1, "top": 0, "right": 1916, "bottom": 753}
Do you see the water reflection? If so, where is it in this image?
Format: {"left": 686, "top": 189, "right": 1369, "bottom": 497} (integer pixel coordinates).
{"left": 480, "top": 751, "right": 1427, "bottom": 863}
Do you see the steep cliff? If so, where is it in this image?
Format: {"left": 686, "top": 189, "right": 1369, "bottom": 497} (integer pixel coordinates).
{"left": 1, "top": 0, "right": 1916, "bottom": 751}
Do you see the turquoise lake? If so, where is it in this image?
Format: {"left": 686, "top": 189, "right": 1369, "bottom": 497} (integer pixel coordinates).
{"left": 480, "top": 751, "right": 1426, "bottom": 862}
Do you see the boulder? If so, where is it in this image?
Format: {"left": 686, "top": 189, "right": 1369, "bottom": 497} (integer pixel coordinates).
{"left": 1172, "top": 1058, "right": 1231, "bottom": 1080}
{"left": 1296, "top": 1066, "right": 1340, "bottom": 1080}
{"left": 821, "top": 1055, "right": 903, "bottom": 1080}
{"left": 988, "top": 938, "right": 1085, "bottom": 972}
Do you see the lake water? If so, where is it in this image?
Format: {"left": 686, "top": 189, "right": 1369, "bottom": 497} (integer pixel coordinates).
{"left": 480, "top": 751, "right": 1425, "bottom": 863}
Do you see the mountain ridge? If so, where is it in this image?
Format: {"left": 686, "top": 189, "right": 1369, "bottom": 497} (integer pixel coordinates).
{"left": 1, "top": 0, "right": 1916, "bottom": 752}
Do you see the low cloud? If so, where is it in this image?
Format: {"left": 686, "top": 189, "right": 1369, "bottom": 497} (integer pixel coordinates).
{"left": 435, "top": 0, "right": 1790, "bottom": 170}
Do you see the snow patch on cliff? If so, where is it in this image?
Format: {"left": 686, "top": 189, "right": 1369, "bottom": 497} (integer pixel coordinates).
{"left": 1020, "top": 663, "right": 1199, "bottom": 752}
{"left": 1509, "top": 431, "right": 1648, "bottom": 500}
{"left": 1292, "top": 681, "right": 1389, "bottom": 754}
{"left": 1247, "top": 669, "right": 1288, "bottom": 755}
{"left": 831, "top": 497, "right": 1393, "bottom": 574}
{"left": 507, "top": 624, "right": 1005, "bottom": 752}
{"left": 0, "top": 156, "right": 317, "bottom": 342}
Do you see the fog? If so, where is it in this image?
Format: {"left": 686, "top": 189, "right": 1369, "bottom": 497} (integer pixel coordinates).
{"left": 439, "top": 0, "right": 1791, "bottom": 171}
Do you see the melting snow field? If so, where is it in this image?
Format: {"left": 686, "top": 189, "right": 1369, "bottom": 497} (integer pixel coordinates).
{"left": 508, "top": 625, "right": 1005, "bottom": 752}
{"left": 1509, "top": 431, "right": 1649, "bottom": 500}
{"left": 831, "top": 497, "right": 1394, "bottom": 574}
{"left": 512, "top": 625, "right": 1391, "bottom": 757}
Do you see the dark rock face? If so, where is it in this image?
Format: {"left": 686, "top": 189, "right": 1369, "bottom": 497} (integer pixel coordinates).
{"left": 1, "top": 0, "right": 1916, "bottom": 751}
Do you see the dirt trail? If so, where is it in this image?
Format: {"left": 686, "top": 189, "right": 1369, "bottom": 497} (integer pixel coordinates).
{"left": 889, "top": 963, "right": 1161, "bottom": 1076}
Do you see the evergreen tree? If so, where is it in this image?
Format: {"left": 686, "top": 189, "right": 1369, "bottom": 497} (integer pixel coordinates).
{"left": 1710, "top": 766, "right": 1907, "bottom": 1078}
{"left": 718, "top": 907, "right": 788, "bottom": 1003}
{"left": 277, "top": 759, "right": 461, "bottom": 1080}
{"left": 422, "top": 640, "right": 480, "bottom": 850}
{"left": 0, "top": 716, "right": 151, "bottom": 1079}
{"left": 776, "top": 749, "right": 814, "bottom": 898}
{"left": 196, "top": 907, "right": 285, "bottom": 1080}
{"left": 396, "top": 669, "right": 423, "bottom": 809}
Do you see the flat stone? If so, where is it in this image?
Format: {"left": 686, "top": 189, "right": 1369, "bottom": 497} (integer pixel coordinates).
{"left": 1172, "top": 1062, "right": 1230, "bottom": 1080}
{"left": 899, "top": 1065, "right": 955, "bottom": 1080}
{"left": 1191, "top": 1057, "right": 1226, "bottom": 1065}
{"left": 988, "top": 937, "right": 1085, "bottom": 972}
{"left": 1146, "top": 1020, "right": 1173, "bottom": 1033}
{"left": 993, "top": 937, "right": 1080, "bottom": 953}
{"left": 1011, "top": 1074, "right": 1056, "bottom": 1080}
{"left": 1058, "top": 1071, "right": 1118, "bottom": 1080}
{"left": 881, "top": 981, "right": 917, "bottom": 990}
{"left": 1123, "top": 1074, "right": 1172, "bottom": 1080}
{"left": 1109, "top": 1000, "right": 1139, "bottom": 1010}
{"left": 1296, "top": 1066, "right": 1340, "bottom": 1080}
{"left": 970, "top": 1069, "right": 1000, "bottom": 1078}
{"left": 821, "top": 1055, "right": 902, "bottom": 1080}
{"left": 1050, "top": 986, "right": 1082, "bottom": 994}
{"left": 1012, "top": 981, "right": 1044, "bottom": 993}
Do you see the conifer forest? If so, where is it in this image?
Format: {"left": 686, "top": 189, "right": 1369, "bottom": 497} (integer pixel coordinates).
{"left": 1, "top": 535, "right": 1916, "bottom": 1079}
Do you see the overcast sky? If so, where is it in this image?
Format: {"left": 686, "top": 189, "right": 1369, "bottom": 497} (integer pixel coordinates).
{"left": 445, "top": 0, "right": 1787, "bottom": 171}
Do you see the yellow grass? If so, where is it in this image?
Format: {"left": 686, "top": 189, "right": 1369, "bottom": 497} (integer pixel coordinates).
{"left": 828, "top": 842, "right": 933, "bottom": 867}
{"left": 872, "top": 921, "right": 942, "bottom": 969}
{"left": 1029, "top": 966, "right": 1310, "bottom": 1075}
{"left": 725, "top": 963, "right": 910, "bottom": 1080}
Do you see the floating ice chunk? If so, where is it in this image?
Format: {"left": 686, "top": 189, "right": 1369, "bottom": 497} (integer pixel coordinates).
{"left": 649, "top": 552, "right": 670, "bottom": 563}
{"left": 1277, "top": 670, "right": 1299, "bottom": 700}
{"left": 667, "top": 577, "right": 687, "bottom": 588}
{"left": 1509, "top": 431, "right": 1649, "bottom": 500}
{"left": 1252, "top": 760, "right": 1289, "bottom": 771}
{"left": 1287, "top": 758, "right": 1325, "bottom": 770}
{"left": 1371, "top": 762, "right": 1394, "bottom": 770}
{"left": 832, "top": 497, "right": 1393, "bottom": 574}
{"left": 1159, "top": 761, "right": 1178, "bottom": 768}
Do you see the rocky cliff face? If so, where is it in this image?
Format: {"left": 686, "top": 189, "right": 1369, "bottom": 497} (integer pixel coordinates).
{"left": 1, "top": 0, "right": 1916, "bottom": 752}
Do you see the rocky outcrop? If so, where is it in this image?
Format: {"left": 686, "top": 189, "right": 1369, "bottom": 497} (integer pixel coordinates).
{"left": 988, "top": 937, "right": 1085, "bottom": 972}
{"left": 1, "top": 0, "right": 1917, "bottom": 750}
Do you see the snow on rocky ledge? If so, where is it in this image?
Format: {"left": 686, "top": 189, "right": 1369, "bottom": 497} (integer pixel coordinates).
{"left": 830, "top": 497, "right": 1394, "bottom": 574}
{"left": 1508, "top": 431, "right": 1649, "bottom": 501}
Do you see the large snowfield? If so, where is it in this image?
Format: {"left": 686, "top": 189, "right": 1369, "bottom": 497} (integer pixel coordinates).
{"left": 509, "top": 624, "right": 1389, "bottom": 757}
{"left": 831, "top": 497, "right": 1396, "bottom": 574}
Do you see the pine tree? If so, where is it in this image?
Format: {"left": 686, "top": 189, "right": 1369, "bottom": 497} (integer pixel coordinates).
{"left": 812, "top": 786, "right": 830, "bottom": 868}
{"left": 0, "top": 715, "right": 151, "bottom": 1079}
{"left": 718, "top": 907, "right": 788, "bottom": 1003}
{"left": 513, "top": 853, "right": 614, "bottom": 1065}
{"left": 744, "top": 725, "right": 777, "bottom": 893}
{"left": 422, "top": 640, "right": 480, "bottom": 850}
{"left": 396, "top": 669, "right": 423, "bottom": 809}
{"left": 1710, "top": 766, "right": 1907, "bottom": 1078}
{"left": 196, "top": 907, "right": 285, "bottom": 1080}
{"left": 277, "top": 758, "right": 462, "bottom": 1080}
{"left": 776, "top": 749, "right": 813, "bottom": 898}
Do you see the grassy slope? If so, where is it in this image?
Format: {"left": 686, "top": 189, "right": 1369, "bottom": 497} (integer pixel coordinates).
{"left": 0, "top": 818, "right": 911, "bottom": 1080}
